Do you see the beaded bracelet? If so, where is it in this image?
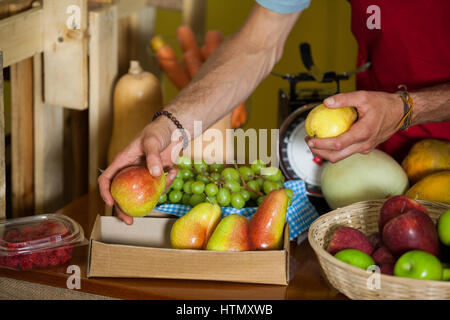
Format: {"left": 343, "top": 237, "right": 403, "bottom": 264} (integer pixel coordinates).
{"left": 395, "top": 85, "right": 414, "bottom": 131}
{"left": 152, "top": 110, "right": 189, "bottom": 149}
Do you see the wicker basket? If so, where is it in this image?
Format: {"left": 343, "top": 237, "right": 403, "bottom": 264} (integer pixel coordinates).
{"left": 308, "top": 199, "right": 450, "bottom": 300}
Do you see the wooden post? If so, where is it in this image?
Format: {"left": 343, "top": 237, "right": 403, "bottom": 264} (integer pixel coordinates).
{"left": 88, "top": 4, "right": 118, "bottom": 191}
{"left": 183, "top": 0, "right": 206, "bottom": 41}
{"left": 118, "top": 6, "right": 158, "bottom": 76}
{"left": 33, "top": 53, "right": 64, "bottom": 214}
{"left": 64, "top": 109, "right": 88, "bottom": 201}
{"left": 0, "top": 52, "right": 5, "bottom": 219}
{"left": 10, "top": 58, "right": 34, "bottom": 217}
{"left": 7, "top": 0, "right": 36, "bottom": 218}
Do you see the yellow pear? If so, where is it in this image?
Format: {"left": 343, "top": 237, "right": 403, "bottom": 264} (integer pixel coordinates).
{"left": 170, "top": 203, "right": 221, "bottom": 249}
{"left": 305, "top": 104, "right": 357, "bottom": 138}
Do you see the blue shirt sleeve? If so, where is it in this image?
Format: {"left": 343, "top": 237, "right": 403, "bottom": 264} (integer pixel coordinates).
{"left": 256, "top": 0, "right": 311, "bottom": 14}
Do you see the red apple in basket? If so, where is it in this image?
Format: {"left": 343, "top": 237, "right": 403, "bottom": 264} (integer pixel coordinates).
{"left": 367, "top": 232, "right": 382, "bottom": 250}
{"left": 372, "top": 246, "right": 395, "bottom": 265}
{"left": 327, "top": 227, "right": 374, "bottom": 256}
{"left": 379, "top": 195, "right": 427, "bottom": 231}
{"left": 382, "top": 209, "right": 440, "bottom": 257}
{"left": 380, "top": 263, "right": 394, "bottom": 275}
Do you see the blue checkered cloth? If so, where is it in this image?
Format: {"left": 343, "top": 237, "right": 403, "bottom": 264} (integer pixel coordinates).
{"left": 155, "top": 180, "right": 319, "bottom": 241}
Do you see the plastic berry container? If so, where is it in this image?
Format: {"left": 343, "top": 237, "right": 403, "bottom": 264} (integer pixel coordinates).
{"left": 0, "top": 214, "right": 88, "bottom": 270}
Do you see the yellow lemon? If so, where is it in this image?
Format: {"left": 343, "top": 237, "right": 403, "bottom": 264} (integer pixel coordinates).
{"left": 305, "top": 104, "right": 357, "bottom": 138}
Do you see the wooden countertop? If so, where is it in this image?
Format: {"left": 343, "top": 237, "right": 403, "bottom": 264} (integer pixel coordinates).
{"left": 0, "top": 192, "right": 346, "bottom": 300}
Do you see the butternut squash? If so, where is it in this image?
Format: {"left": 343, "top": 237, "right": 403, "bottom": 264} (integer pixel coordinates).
{"left": 107, "top": 61, "right": 163, "bottom": 164}
{"left": 401, "top": 139, "right": 450, "bottom": 183}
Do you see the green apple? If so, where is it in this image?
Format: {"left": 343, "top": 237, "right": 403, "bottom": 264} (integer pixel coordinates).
{"left": 443, "top": 268, "right": 450, "bottom": 281}
{"left": 334, "top": 249, "right": 375, "bottom": 270}
{"left": 438, "top": 209, "right": 450, "bottom": 246}
{"left": 394, "top": 250, "right": 443, "bottom": 281}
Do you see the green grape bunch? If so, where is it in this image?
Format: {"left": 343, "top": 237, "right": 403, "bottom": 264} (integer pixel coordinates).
{"left": 157, "top": 157, "right": 293, "bottom": 209}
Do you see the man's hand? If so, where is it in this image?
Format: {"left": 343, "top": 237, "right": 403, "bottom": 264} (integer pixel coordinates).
{"left": 306, "top": 90, "right": 404, "bottom": 163}
{"left": 98, "top": 118, "right": 180, "bottom": 225}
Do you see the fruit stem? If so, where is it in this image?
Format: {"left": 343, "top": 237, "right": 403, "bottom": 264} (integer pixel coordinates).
{"left": 239, "top": 174, "right": 263, "bottom": 196}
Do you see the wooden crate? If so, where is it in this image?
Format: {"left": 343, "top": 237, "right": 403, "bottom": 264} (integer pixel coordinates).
{"left": 0, "top": 0, "right": 207, "bottom": 218}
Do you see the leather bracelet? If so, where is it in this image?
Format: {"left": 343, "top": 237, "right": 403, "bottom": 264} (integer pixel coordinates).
{"left": 152, "top": 110, "right": 189, "bottom": 149}
{"left": 395, "top": 85, "right": 413, "bottom": 131}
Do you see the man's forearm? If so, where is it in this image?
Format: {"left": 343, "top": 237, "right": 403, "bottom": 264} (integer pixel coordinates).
{"left": 164, "top": 4, "right": 300, "bottom": 141}
{"left": 410, "top": 82, "right": 450, "bottom": 126}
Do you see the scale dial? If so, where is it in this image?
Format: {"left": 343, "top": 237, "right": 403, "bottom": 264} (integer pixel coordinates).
{"left": 279, "top": 103, "right": 325, "bottom": 197}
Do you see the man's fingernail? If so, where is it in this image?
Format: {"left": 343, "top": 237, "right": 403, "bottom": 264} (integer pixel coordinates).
{"left": 308, "top": 141, "right": 314, "bottom": 148}
{"left": 325, "top": 97, "right": 335, "bottom": 105}
{"left": 150, "top": 166, "right": 161, "bottom": 176}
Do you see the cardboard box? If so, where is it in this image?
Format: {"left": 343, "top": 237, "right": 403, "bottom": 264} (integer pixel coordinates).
{"left": 87, "top": 215, "right": 290, "bottom": 285}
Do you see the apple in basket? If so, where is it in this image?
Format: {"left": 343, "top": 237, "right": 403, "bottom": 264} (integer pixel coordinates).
{"left": 394, "top": 250, "right": 443, "bottom": 281}
{"left": 382, "top": 209, "right": 440, "bottom": 257}
{"left": 327, "top": 227, "right": 374, "bottom": 256}
{"left": 379, "top": 195, "right": 428, "bottom": 231}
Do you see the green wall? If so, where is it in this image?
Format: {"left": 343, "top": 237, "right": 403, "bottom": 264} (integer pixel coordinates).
{"left": 154, "top": 0, "right": 358, "bottom": 130}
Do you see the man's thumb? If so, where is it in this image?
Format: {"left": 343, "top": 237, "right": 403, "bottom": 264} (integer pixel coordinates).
{"left": 324, "top": 92, "right": 360, "bottom": 109}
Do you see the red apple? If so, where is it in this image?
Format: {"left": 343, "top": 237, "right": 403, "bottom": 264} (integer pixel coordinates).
{"left": 327, "top": 227, "right": 374, "bottom": 256}
{"left": 380, "top": 263, "right": 394, "bottom": 275}
{"left": 111, "top": 165, "right": 166, "bottom": 217}
{"left": 382, "top": 209, "right": 440, "bottom": 257}
{"left": 379, "top": 195, "right": 427, "bottom": 231}
{"left": 372, "top": 246, "right": 395, "bottom": 265}
{"left": 367, "top": 232, "right": 382, "bottom": 250}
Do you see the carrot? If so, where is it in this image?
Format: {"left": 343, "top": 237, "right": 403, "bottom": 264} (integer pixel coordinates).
{"left": 150, "top": 35, "right": 191, "bottom": 90}
{"left": 177, "top": 25, "right": 203, "bottom": 62}
{"left": 183, "top": 50, "right": 203, "bottom": 78}
{"left": 232, "top": 103, "right": 247, "bottom": 128}
{"left": 201, "top": 30, "right": 224, "bottom": 60}
{"left": 238, "top": 105, "right": 247, "bottom": 125}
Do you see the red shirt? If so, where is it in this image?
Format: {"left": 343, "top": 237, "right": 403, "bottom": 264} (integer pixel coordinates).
{"left": 350, "top": 0, "right": 450, "bottom": 162}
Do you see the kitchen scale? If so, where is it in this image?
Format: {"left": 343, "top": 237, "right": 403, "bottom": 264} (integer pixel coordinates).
{"left": 275, "top": 43, "right": 370, "bottom": 213}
